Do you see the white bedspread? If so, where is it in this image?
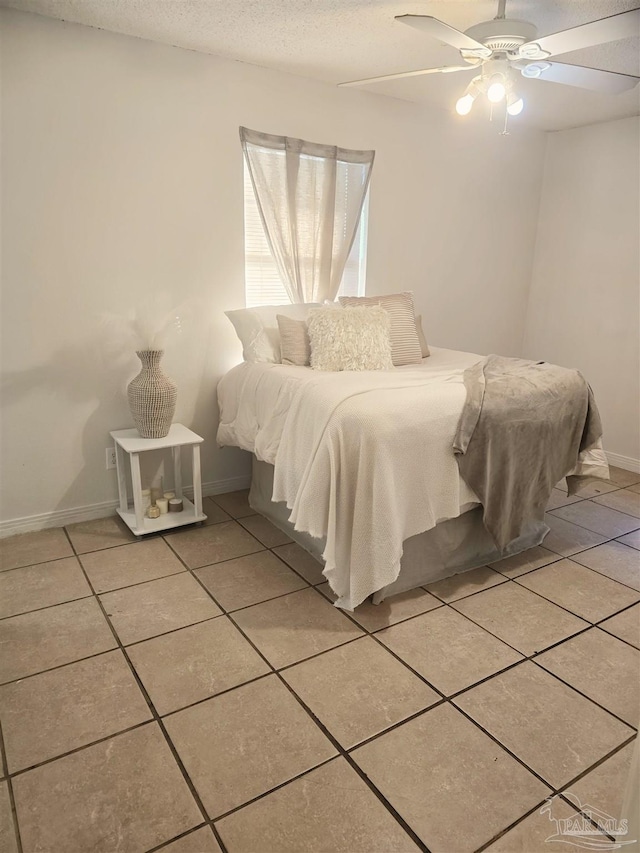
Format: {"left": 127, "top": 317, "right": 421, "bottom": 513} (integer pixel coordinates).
{"left": 218, "top": 347, "right": 608, "bottom": 610}
{"left": 218, "top": 347, "right": 484, "bottom": 609}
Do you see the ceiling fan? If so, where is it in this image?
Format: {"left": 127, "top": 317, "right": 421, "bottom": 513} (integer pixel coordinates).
{"left": 339, "top": 1, "right": 640, "bottom": 121}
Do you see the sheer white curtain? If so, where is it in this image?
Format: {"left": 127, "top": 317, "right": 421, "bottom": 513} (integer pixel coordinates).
{"left": 240, "top": 127, "right": 374, "bottom": 304}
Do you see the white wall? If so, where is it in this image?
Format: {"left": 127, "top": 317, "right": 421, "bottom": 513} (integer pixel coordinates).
{"left": 523, "top": 117, "right": 640, "bottom": 465}
{"left": 0, "top": 9, "right": 546, "bottom": 529}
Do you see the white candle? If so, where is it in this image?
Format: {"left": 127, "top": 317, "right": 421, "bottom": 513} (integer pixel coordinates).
{"left": 156, "top": 498, "right": 169, "bottom": 514}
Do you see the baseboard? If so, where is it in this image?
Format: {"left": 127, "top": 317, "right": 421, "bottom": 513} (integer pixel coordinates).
{"left": 605, "top": 451, "right": 640, "bottom": 474}
{"left": 0, "top": 474, "right": 252, "bottom": 539}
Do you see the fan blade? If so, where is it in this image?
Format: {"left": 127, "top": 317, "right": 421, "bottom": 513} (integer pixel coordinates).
{"left": 395, "top": 15, "right": 492, "bottom": 57}
{"left": 338, "top": 65, "right": 475, "bottom": 87}
{"left": 521, "top": 60, "right": 640, "bottom": 94}
{"left": 519, "top": 8, "right": 640, "bottom": 59}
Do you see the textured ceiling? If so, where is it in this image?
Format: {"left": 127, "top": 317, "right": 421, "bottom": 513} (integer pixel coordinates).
{"left": 2, "top": 0, "right": 639, "bottom": 130}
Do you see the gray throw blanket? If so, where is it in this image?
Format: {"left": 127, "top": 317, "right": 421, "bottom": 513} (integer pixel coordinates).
{"left": 453, "top": 355, "right": 603, "bottom": 551}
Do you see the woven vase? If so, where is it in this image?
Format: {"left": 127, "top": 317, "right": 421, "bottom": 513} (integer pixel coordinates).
{"left": 127, "top": 350, "right": 177, "bottom": 439}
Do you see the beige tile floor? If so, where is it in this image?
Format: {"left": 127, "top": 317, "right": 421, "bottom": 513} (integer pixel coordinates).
{"left": 0, "top": 470, "right": 639, "bottom": 853}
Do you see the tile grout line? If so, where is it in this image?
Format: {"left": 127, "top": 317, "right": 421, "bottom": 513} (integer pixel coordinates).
{"left": 441, "top": 614, "right": 638, "bottom": 727}
{"left": 538, "top": 551, "right": 640, "bottom": 595}
{"left": 5, "top": 673, "right": 276, "bottom": 781}
{"left": 566, "top": 555, "right": 640, "bottom": 594}
{"left": 0, "top": 591, "right": 97, "bottom": 623}
{"left": 3, "top": 567, "right": 447, "bottom": 635}
{"left": 59, "top": 526, "right": 231, "bottom": 853}
{"left": 159, "top": 535, "right": 433, "bottom": 851}
{"left": 7, "top": 720, "right": 152, "bottom": 780}
{"left": 161, "top": 533, "right": 431, "bottom": 852}
{"left": 161, "top": 535, "right": 358, "bottom": 647}
{"left": 0, "top": 647, "right": 119, "bottom": 690}
{"left": 176, "top": 551, "right": 636, "bottom": 853}
{"left": 442, "top": 593, "right": 591, "bottom": 658}
{"left": 593, "top": 601, "right": 640, "bottom": 625}
{"left": 473, "top": 796, "right": 554, "bottom": 853}
{"left": 522, "top": 542, "right": 640, "bottom": 593}
{"left": 81, "top": 531, "right": 640, "bottom": 742}
{"left": 0, "top": 721, "right": 23, "bottom": 853}
{"left": 593, "top": 599, "right": 640, "bottom": 652}
{"left": 0, "top": 552, "right": 82, "bottom": 576}
{"left": 0, "top": 612, "right": 228, "bottom": 688}
{"left": 8, "top": 516, "right": 624, "bottom": 624}
{"left": 552, "top": 737, "right": 640, "bottom": 842}
{"left": 180, "top": 516, "right": 640, "bottom": 601}
{"left": 4, "top": 533, "right": 635, "bottom": 720}
{"left": 473, "top": 780, "right": 619, "bottom": 853}
{"left": 542, "top": 521, "right": 636, "bottom": 551}
{"left": 208, "top": 756, "right": 341, "bottom": 823}
{"left": 7, "top": 546, "right": 634, "bottom": 775}
{"left": 595, "top": 624, "right": 640, "bottom": 653}
{"left": 555, "top": 797, "right": 618, "bottom": 844}
{"left": 3, "top": 507, "right": 637, "bottom": 851}
{"left": 453, "top": 700, "right": 636, "bottom": 802}
{"left": 3, "top": 521, "right": 635, "bottom": 642}
{"left": 0, "top": 508, "right": 257, "bottom": 575}
{"left": 1, "top": 577, "right": 435, "bottom": 693}
{"left": 223, "top": 620, "right": 433, "bottom": 852}
{"left": 508, "top": 573, "right": 640, "bottom": 626}
{"left": 429, "top": 557, "right": 640, "bottom": 616}
{"left": 562, "top": 490, "right": 640, "bottom": 521}
{"left": 546, "top": 503, "right": 640, "bottom": 539}
{"left": 144, "top": 822, "right": 210, "bottom": 853}
{"left": 425, "top": 603, "right": 639, "bottom": 733}
{"left": 528, "top": 657, "right": 638, "bottom": 731}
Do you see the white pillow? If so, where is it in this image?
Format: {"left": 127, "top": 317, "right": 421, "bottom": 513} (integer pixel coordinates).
{"left": 308, "top": 305, "right": 393, "bottom": 371}
{"left": 339, "top": 291, "right": 422, "bottom": 366}
{"left": 225, "top": 303, "right": 321, "bottom": 363}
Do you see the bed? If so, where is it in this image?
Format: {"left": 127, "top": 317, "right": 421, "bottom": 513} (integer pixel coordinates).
{"left": 217, "top": 345, "right": 608, "bottom": 610}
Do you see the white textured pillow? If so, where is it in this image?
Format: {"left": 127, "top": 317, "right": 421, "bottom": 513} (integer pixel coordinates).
{"left": 339, "top": 291, "right": 422, "bottom": 366}
{"left": 308, "top": 306, "right": 393, "bottom": 372}
{"left": 225, "top": 303, "right": 321, "bottom": 363}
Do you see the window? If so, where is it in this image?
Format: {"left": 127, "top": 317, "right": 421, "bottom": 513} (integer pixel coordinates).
{"left": 243, "top": 160, "right": 369, "bottom": 308}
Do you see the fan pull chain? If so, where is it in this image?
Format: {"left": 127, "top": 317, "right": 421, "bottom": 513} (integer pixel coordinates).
{"left": 500, "top": 105, "right": 510, "bottom": 136}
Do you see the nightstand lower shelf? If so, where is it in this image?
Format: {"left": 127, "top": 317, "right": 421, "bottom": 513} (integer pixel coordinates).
{"left": 117, "top": 497, "right": 206, "bottom": 536}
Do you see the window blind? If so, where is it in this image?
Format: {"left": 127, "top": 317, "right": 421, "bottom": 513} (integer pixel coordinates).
{"left": 243, "top": 160, "right": 368, "bottom": 308}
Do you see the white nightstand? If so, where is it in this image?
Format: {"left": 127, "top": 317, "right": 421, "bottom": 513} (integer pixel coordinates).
{"left": 111, "top": 423, "right": 207, "bottom": 536}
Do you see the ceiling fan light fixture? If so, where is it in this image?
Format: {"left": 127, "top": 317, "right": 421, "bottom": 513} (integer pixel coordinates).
{"left": 507, "top": 93, "right": 524, "bottom": 115}
{"left": 347, "top": 5, "right": 640, "bottom": 132}
{"left": 455, "top": 93, "right": 475, "bottom": 115}
{"left": 487, "top": 74, "right": 507, "bottom": 102}
{"left": 455, "top": 78, "right": 482, "bottom": 115}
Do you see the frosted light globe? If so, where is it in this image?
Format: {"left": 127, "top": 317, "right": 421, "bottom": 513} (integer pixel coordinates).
{"left": 455, "top": 94, "right": 474, "bottom": 115}
{"left": 487, "top": 81, "right": 506, "bottom": 103}
{"left": 507, "top": 97, "right": 524, "bottom": 116}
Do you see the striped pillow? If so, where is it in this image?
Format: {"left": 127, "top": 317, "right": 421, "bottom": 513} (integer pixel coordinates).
{"left": 416, "top": 314, "right": 431, "bottom": 358}
{"left": 339, "top": 292, "right": 422, "bottom": 366}
{"left": 277, "top": 314, "right": 311, "bottom": 366}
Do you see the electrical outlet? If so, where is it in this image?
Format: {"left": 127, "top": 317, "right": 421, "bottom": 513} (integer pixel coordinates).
{"left": 106, "top": 447, "right": 117, "bottom": 470}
